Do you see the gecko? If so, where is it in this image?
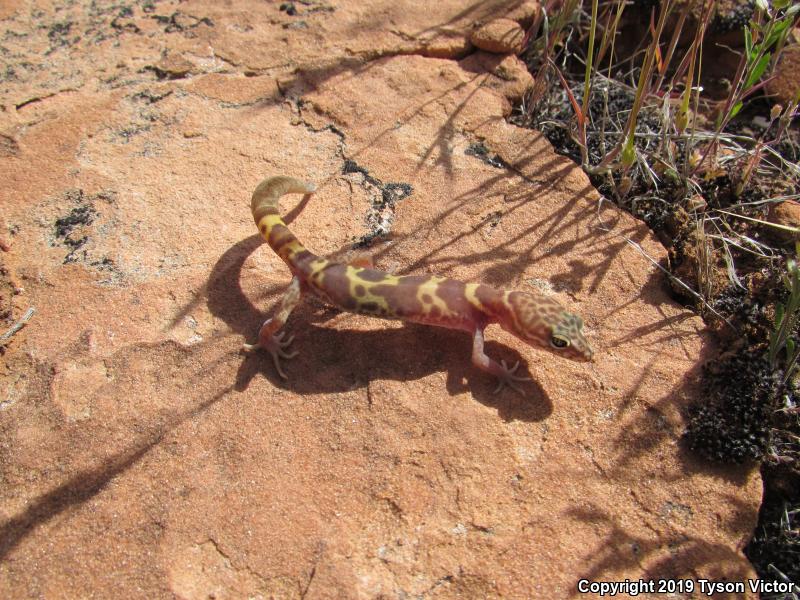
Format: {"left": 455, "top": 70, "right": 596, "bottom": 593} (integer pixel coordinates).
{"left": 243, "top": 175, "right": 593, "bottom": 393}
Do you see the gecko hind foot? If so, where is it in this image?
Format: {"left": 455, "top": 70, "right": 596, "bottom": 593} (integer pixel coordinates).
{"left": 242, "top": 330, "right": 299, "bottom": 379}
{"left": 493, "top": 360, "right": 531, "bottom": 395}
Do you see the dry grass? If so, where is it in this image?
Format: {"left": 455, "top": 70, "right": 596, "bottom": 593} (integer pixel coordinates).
{"left": 515, "top": 0, "right": 800, "bottom": 585}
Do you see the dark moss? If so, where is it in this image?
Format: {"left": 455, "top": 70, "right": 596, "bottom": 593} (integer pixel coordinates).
{"left": 685, "top": 349, "right": 778, "bottom": 463}
{"left": 746, "top": 465, "right": 800, "bottom": 583}
{"left": 711, "top": 1, "right": 755, "bottom": 34}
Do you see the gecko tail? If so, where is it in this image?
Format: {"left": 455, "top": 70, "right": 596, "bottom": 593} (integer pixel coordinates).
{"left": 251, "top": 176, "right": 316, "bottom": 225}
{"left": 251, "top": 175, "right": 318, "bottom": 269}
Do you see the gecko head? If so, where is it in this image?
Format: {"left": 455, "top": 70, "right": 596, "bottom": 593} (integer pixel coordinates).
{"left": 504, "top": 291, "right": 594, "bottom": 362}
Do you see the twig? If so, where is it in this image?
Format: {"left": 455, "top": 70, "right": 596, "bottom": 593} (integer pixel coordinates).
{"left": 0, "top": 307, "right": 35, "bottom": 345}
{"left": 626, "top": 237, "right": 737, "bottom": 331}
{"left": 715, "top": 208, "right": 800, "bottom": 235}
{"left": 594, "top": 199, "right": 737, "bottom": 331}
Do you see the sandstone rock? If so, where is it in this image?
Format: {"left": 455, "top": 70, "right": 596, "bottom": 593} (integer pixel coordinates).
{"left": 0, "top": 0, "right": 23, "bottom": 20}
{"left": 461, "top": 52, "right": 534, "bottom": 104}
{"left": 151, "top": 53, "right": 195, "bottom": 80}
{"left": 766, "top": 42, "right": 800, "bottom": 106}
{"left": 470, "top": 18, "right": 526, "bottom": 55}
{"left": 420, "top": 32, "right": 472, "bottom": 59}
{"left": 0, "top": 1, "right": 761, "bottom": 598}
{"left": 767, "top": 200, "right": 800, "bottom": 245}
{"left": 504, "top": 0, "right": 540, "bottom": 27}
{"left": 182, "top": 73, "right": 280, "bottom": 105}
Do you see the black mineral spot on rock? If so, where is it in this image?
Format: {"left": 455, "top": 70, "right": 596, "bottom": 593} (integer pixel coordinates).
{"left": 382, "top": 183, "right": 413, "bottom": 205}
{"left": 55, "top": 203, "right": 97, "bottom": 240}
{"left": 52, "top": 190, "right": 117, "bottom": 265}
{"left": 151, "top": 12, "right": 213, "bottom": 35}
{"left": 0, "top": 134, "right": 19, "bottom": 158}
{"left": 47, "top": 21, "right": 80, "bottom": 52}
{"left": 465, "top": 142, "right": 507, "bottom": 169}
{"left": 342, "top": 159, "right": 413, "bottom": 247}
{"left": 279, "top": 2, "right": 298, "bottom": 16}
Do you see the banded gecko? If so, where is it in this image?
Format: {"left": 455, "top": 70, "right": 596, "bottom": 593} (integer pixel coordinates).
{"left": 244, "top": 176, "right": 593, "bottom": 393}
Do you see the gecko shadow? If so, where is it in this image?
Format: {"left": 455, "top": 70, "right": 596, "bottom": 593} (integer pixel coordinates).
{"left": 207, "top": 235, "right": 553, "bottom": 422}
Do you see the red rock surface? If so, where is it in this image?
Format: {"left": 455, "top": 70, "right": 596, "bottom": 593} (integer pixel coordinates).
{"left": 1, "top": 1, "right": 760, "bottom": 598}
{"left": 470, "top": 18, "right": 526, "bottom": 55}
{"left": 767, "top": 200, "right": 800, "bottom": 245}
{"left": 504, "top": 1, "right": 541, "bottom": 28}
{"left": 767, "top": 41, "right": 800, "bottom": 106}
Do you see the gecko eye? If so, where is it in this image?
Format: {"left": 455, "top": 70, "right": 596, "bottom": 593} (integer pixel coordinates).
{"left": 550, "top": 335, "right": 570, "bottom": 349}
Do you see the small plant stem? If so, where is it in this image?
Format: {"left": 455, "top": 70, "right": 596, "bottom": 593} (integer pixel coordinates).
{"left": 581, "top": 0, "right": 599, "bottom": 119}
{"left": 768, "top": 245, "right": 800, "bottom": 383}
{"left": 735, "top": 141, "right": 764, "bottom": 196}
{"left": 771, "top": 91, "right": 800, "bottom": 146}
{"left": 675, "top": 1, "right": 713, "bottom": 136}
{"left": 676, "top": 45, "right": 696, "bottom": 135}
{"left": 594, "top": 0, "right": 625, "bottom": 68}
{"left": 653, "top": 4, "right": 688, "bottom": 92}
{"left": 619, "top": 2, "right": 671, "bottom": 169}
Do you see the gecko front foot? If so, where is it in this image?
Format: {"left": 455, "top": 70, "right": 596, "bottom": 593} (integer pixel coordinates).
{"left": 493, "top": 359, "right": 531, "bottom": 395}
{"left": 243, "top": 323, "right": 299, "bottom": 379}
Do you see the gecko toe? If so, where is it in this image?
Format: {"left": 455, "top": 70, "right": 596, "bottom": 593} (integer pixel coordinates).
{"left": 501, "top": 359, "right": 522, "bottom": 375}
{"left": 244, "top": 328, "right": 298, "bottom": 379}
{"left": 271, "top": 352, "right": 289, "bottom": 379}
{"left": 277, "top": 348, "right": 299, "bottom": 360}
{"left": 267, "top": 333, "right": 299, "bottom": 377}
{"left": 493, "top": 360, "right": 530, "bottom": 395}
{"left": 494, "top": 377, "right": 526, "bottom": 395}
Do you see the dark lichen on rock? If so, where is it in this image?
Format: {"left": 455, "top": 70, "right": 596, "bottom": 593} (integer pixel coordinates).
{"left": 52, "top": 189, "right": 116, "bottom": 265}
{"left": 465, "top": 142, "right": 507, "bottom": 169}
{"left": 342, "top": 159, "right": 413, "bottom": 247}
